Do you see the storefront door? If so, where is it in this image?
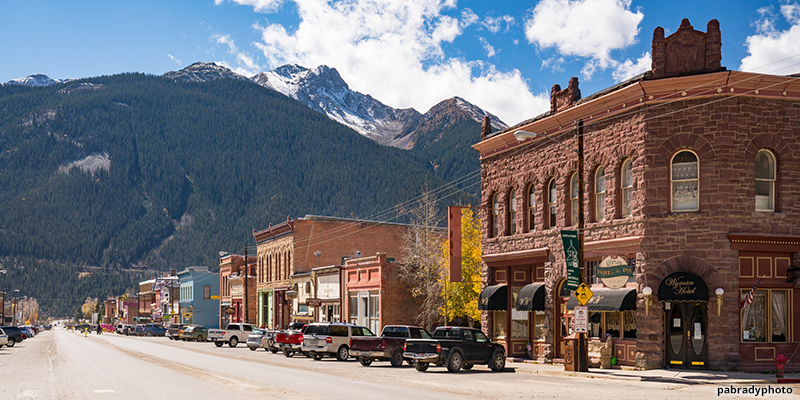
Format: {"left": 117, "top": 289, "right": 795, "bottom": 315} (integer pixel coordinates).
{"left": 665, "top": 301, "right": 709, "bottom": 368}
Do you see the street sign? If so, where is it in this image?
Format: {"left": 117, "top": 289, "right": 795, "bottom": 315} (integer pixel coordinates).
{"left": 574, "top": 306, "right": 588, "bottom": 333}
{"left": 574, "top": 282, "right": 594, "bottom": 306}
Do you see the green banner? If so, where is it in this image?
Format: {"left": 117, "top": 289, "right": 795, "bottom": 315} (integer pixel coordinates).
{"left": 561, "top": 230, "right": 581, "bottom": 291}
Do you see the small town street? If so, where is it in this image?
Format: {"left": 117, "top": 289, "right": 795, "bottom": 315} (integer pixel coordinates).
{"left": 0, "top": 328, "right": 785, "bottom": 400}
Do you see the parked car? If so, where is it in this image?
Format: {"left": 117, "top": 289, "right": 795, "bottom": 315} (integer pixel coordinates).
{"left": 276, "top": 324, "right": 308, "bottom": 357}
{"left": 166, "top": 324, "right": 186, "bottom": 340}
{"left": 301, "top": 323, "right": 373, "bottom": 361}
{"left": 208, "top": 323, "right": 257, "bottom": 348}
{"left": 403, "top": 326, "right": 506, "bottom": 373}
{"left": 180, "top": 325, "right": 209, "bottom": 342}
{"left": 350, "top": 325, "right": 431, "bottom": 367}
{"left": 247, "top": 329, "right": 268, "bottom": 351}
{"left": 0, "top": 328, "right": 8, "bottom": 348}
{"left": 139, "top": 323, "right": 167, "bottom": 337}
{"left": 2, "top": 326, "right": 24, "bottom": 347}
{"left": 100, "top": 324, "right": 115, "bottom": 333}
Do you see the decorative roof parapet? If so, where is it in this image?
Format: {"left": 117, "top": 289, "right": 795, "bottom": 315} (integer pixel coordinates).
{"left": 651, "top": 18, "right": 724, "bottom": 79}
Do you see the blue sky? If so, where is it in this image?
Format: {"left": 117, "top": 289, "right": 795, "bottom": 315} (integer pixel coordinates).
{"left": 2, "top": 0, "right": 799, "bottom": 125}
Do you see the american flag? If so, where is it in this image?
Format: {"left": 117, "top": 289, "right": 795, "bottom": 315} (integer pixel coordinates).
{"left": 740, "top": 275, "right": 765, "bottom": 309}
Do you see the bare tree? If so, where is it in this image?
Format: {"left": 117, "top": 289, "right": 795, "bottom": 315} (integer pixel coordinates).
{"left": 400, "top": 186, "right": 447, "bottom": 331}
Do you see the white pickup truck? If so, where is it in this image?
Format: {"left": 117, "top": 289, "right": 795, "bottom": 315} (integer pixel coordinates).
{"left": 208, "top": 323, "right": 257, "bottom": 348}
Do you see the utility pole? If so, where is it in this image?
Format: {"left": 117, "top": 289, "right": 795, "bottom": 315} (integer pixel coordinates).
{"left": 576, "top": 119, "right": 588, "bottom": 373}
{"left": 243, "top": 245, "right": 248, "bottom": 324}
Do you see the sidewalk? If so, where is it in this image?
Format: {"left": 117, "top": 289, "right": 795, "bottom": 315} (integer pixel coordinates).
{"left": 506, "top": 358, "right": 799, "bottom": 385}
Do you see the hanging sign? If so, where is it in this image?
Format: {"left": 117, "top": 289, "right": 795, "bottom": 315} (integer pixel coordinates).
{"left": 597, "top": 256, "right": 633, "bottom": 289}
{"left": 561, "top": 230, "right": 581, "bottom": 291}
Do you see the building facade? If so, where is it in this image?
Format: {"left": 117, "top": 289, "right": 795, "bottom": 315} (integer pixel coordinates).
{"left": 178, "top": 266, "right": 220, "bottom": 329}
{"left": 473, "top": 19, "right": 800, "bottom": 371}
{"left": 253, "top": 215, "right": 416, "bottom": 329}
{"left": 218, "top": 253, "right": 256, "bottom": 327}
{"left": 344, "top": 253, "right": 419, "bottom": 334}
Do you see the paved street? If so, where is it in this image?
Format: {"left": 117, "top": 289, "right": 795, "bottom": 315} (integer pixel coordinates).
{"left": 0, "top": 328, "right": 792, "bottom": 399}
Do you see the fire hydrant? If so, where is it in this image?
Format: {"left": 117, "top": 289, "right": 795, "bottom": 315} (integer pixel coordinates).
{"left": 774, "top": 354, "right": 788, "bottom": 378}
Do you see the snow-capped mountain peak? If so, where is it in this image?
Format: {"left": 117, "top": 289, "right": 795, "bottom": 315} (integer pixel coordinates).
{"left": 164, "top": 62, "right": 247, "bottom": 83}
{"left": 5, "top": 74, "right": 70, "bottom": 87}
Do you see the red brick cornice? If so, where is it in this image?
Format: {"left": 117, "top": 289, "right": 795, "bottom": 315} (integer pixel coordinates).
{"left": 483, "top": 247, "right": 549, "bottom": 267}
{"left": 728, "top": 233, "right": 800, "bottom": 252}
{"left": 584, "top": 236, "right": 644, "bottom": 258}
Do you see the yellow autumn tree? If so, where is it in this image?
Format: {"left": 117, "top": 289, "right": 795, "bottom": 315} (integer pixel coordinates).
{"left": 81, "top": 297, "right": 98, "bottom": 320}
{"left": 440, "top": 207, "right": 482, "bottom": 325}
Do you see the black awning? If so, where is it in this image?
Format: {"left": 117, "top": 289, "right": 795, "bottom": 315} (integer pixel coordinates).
{"left": 567, "top": 287, "right": 637, "bottom": 311}
{"left": 478, "top": 284, "right": 507, "bottom": 310}
{"left": 658, "top": 271, "right": 708, "bottom": 302}
{"left": 516, "top": 283, "right": 546, "bottom": 311}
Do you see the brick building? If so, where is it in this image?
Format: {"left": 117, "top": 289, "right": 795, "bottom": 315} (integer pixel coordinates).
{"left": 218, "top": 253, "right": 256, "bottom": 327}
{"left": 473, "top": 19, "right": 800, "bottom": 371}
{"left": 344, "top": 253, "right": 419, "bottom": 334}
{"left": 252, "top": 215, "right": 416, "bottom": 329}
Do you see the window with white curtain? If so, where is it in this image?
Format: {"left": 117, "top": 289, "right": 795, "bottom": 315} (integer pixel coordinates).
{"left": 570, "top": 173, "right": 579, "bottom": 225}
{"left": 741, "top": 289, "right": 789, "bottom": 342}
{"left": 621, "top": 159, "right": 633, "bottom": 217}
{"left": 595, "top": 166, "right": 606, "bottom": 221}
{"left": 548, "top": 179, "right": 557, "bottom": 228}
{"left": 755, "top": 150, "right": 776, "bottom": 212}
{"left": 671, "top": 151, "right": 699, "bottom": 212}
{"left": 508, "top": 188, "right": 517, "bottom": 235}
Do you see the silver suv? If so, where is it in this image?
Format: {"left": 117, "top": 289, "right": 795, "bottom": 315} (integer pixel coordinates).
{"left": 301, "top": 323, "right": 373, "bottom": 361}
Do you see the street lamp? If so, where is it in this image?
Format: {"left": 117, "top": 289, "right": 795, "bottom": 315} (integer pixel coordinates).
{"left": 514, "top": 120, "right": 587, "bottom": 372}
{"left": 12, "top": 289, "right": 20, "bottom": 326}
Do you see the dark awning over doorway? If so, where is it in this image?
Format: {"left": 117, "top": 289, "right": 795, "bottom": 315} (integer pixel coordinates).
{"left": 515, "top": 283, "right": 546, "bottom": 311}
{"left": 478, "top": 284, "right": 507, "bottom": 310}
{"left": 657, "top": 271, "right": 708, "bottom": 302}
{"left": 567, "top": 287, "right": 637, "bottom": 311}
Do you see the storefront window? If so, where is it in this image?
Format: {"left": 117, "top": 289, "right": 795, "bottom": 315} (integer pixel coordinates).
{"left": 369, "top": 295, "right": 380, "bottom": 334}
{"left": 588, "top": 312, "right": 602, "bottom": 338}
{"left": 742, "top": 290, "right": 789, "bottom": 343}
{"left": 606, "top": 312, "right": 620, "bottom": 339}
{"left": 622, "top": 310, "right": 637, "bottom": 340}
{"left": 349, "top": 296, "right": 358, "bottom": 323}
{"left": 533, "top": 311, "right": 546, "bottom": 341}
{"left": 493, "top": 311, "right": 507, "bottom": 338}
{"left": 511, "top": 287, "right": 529, "bottom": 339}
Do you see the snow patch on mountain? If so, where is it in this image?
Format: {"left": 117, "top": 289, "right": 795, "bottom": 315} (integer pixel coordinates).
{"left": 58, "top": 153, "right": 111, "bottom": 176}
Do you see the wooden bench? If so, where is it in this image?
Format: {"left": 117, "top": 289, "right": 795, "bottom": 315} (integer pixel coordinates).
{"left": 587, "top": 339, "right": 613, "bottom": 369}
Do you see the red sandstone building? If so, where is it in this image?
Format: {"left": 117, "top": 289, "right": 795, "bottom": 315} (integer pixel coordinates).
{"left": 474, "top": 19, "right": 800, "bottom": 371}
{"left": 344, "top": 253, "right": 419, "bottom": 333}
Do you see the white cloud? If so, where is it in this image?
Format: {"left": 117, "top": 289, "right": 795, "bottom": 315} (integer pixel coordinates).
{"left": 211, "top": 33, "right": 262, "bottom": 76}
{"left": 740, "top": 3, "right": 800, "bottom": 75}
{"left": 215, "top": 0, "right": 283, "bottom": 13}
{"left": 479, "top": 37, "right": 496, "bottom": 57}
{"left": 168, "top": 54, "right": 182, "bottom": 66}
{"left": 483, "top": 15, "right": 514, "bottom": 34}
{"left": 612, "top": 52, "right": 651, "bottom": 82}
{"left": 242, "top": 0, "right": 546, "bottom": 124}
{"left": 523, "top": 0, "right": 643, "bottom": 79}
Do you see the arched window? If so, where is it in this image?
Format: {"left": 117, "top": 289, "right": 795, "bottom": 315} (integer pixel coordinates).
{"left": 671, "top": 150, "right": 699, "bottom": 212}
{"left": 621, "top": 159, "right": 633, "bottom": 217}
{"left": 595, "top": 166, "right": 606, "bottom": 221}
{"left": 492, "top": 193, "right": 499, "bottom": 238}
{"left": 570, "top": 173, "right": 579, "bottom": 226}
{"left": 508, "top": 188, "right": 517, "bottom": 235}
{"left": 548, "top": 179, "right": 557, "bottom": 228}
{"left": 526, "top": 183, "right": 535, "bottom": 232}
{"left": 755, "top": 150, "right": 776, "bottom": 212}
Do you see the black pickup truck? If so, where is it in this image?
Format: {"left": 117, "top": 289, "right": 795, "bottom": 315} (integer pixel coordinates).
{"left": 403, "top": 326, "right": 506, "bottom": 372}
